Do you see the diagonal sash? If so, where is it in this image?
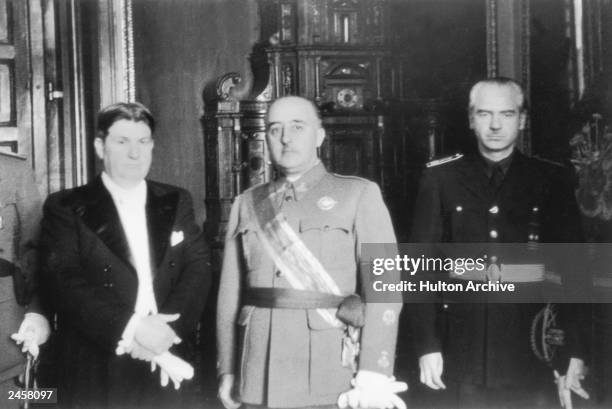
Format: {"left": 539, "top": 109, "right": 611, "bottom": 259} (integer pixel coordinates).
{"left": 245, "top": 184, "right": 344, "bottom": 327}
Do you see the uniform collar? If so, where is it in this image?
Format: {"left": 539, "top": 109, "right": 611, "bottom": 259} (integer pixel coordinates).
{"left": 479, "top": 150, "right": 515, "bottom": 179}
{"left": 273, "top": 161, "right": 327, "bottom": 202}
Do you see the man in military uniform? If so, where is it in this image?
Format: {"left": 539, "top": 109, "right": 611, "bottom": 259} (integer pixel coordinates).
{"left": 409, "top": 77, "right": 589, "bottom": 408}
{"left": 1, "top": 154, "right": 50, "bottom": 405}
{"left": 217, "top": 96, "right": 406, "bottom": 409}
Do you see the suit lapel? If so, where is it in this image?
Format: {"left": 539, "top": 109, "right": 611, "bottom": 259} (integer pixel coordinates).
{"left": 77, "top": 176, "right": 135, "bottom": 272}
{"left": 146, "top": 183, "right": 179, "bottom": 269}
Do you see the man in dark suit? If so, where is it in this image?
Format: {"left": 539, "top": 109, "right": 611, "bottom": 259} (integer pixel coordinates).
{"left": 40, "top": 102, "right": 210, "bottom": 408}
{"left": 409, "top": 77, "right": 589, "bottom": 408}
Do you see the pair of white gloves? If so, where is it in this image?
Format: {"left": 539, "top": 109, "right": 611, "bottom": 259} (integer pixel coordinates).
{"left": 219, "top": 370, "right": 408, "bottom": 409}
{"left": 419, "top": 352, "right": 589, "bottom": 409}
{"left": 115, "top": 313, "right": 194, "bottom": 390}
{"left": 10, "top": 312, "right": 51, "bottom": 359}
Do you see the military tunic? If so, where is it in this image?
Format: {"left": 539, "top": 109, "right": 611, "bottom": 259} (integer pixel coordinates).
{"left": 217, "top": 163, "right": 402, "bottom": 408}
{"left": 0, "top": 155, "right": 41, "bottom": 389}
{"left": 409, "top": 151, "right": 585, "bottom": 387}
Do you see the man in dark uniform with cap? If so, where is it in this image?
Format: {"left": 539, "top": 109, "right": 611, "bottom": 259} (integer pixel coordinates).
{"left": 409, "top": 77, "right": 589, "bottom": 408}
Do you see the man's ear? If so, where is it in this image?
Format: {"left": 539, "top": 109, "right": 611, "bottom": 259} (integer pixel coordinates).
{"left": 94, "top": 137, "right": 105, "bottom": 160}
{"left": 316, "top": 127, "right": 326, "bottom": 148}
{"left": 519, "top": 112, "right": 527, "bottom": 131}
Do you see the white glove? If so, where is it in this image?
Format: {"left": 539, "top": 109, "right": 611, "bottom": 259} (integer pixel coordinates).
{"left": 10, "top": 312, "right": 51, "bottom": 358}
{"left": 554, "top": 358, "right": 589, "bottom": 409}
{"left": 419, "top": 352, "right": 446, "bottom": 390}
{"left": 150, "top": 353, "right": 194, "bottom": 390}
{"left": 118, "top": 338, "right": 193, "bottom": 390}
{"left": 338, "top": 370, "right": 408, "bottom": 409}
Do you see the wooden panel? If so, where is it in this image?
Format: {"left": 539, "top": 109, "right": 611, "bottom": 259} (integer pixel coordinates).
{"left": 0, "top": 0, "right": 9, "bottom": 43}
{"left": 0, "top": 62, "right": 12, "bottom": 123}
{"left": 0, "top": 0, "right": 17, "bottom": 154}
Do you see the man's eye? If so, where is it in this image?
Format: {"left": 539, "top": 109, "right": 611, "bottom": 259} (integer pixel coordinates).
{"left": 140, "top": 138, "right": 152, "bottom": 144}
{"left": 477, "top": 112, "right": 489, "bottom": 118}
{"left": 268, "top": 127, "right": 281, "bottom": 136}
{"left": 292, "top": 124, "right": 304, "bottom": 131}
{"left": 504, "top": 112, "right": 516, "bottom": 118}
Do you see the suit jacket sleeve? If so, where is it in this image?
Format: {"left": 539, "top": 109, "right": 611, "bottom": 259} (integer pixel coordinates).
{"left": 40, "top": 194, "right": 134, "bottom": 351}
{"left": 158, "top": 190, "right": 211, "bottom": 342}
{"left": 407, "top": 169, "right": 443, "bottom": 357}
{"left": 216, "top": 195, "right": 243, "bottom": 376}
{"left": 355, "top": 182, "right": 402, "bottom": 376}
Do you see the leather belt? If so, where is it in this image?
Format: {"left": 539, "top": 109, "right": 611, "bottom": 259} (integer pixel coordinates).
{"left": 243, "top": 287, "right": 345, "bottom": 309}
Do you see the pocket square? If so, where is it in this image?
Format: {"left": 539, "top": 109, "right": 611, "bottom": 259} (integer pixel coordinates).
{"left": 171, "top": 231, "right": 184, "bottom": 247}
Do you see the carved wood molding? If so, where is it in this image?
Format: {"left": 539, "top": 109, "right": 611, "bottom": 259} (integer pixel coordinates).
{"left": 486, "top": 0, "right": 498, "bottom": 77}
{"left": 97, "top": 0, "right": 134, "bottom": 107}
{"left": 486, "top": 0, "right": 531, "bottom": 154}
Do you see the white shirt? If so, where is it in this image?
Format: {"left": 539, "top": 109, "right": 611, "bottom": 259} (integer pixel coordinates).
{"left": 101, "top": 172, "right": 157, "bottom": 316}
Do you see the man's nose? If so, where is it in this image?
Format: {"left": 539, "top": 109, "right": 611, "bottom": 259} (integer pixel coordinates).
{"left": 127, "top": 142, "right": 140, "bottom": 158}
{"left": 489, "top": 114, "right": 502, "bottom": 130}
{"left": 280, "top": 127, "right": 292, "bottom": 144}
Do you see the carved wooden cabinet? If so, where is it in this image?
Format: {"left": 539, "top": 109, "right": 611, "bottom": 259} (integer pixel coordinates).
{"left": 203, "top": 0, "right": 438, "bottom": 244}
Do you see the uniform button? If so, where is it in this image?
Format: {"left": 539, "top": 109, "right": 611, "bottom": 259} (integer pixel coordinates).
{"left": 489, "top": 230, "right": 498, "bottom": 239}
{"left": 528, "top": 234, "right": 535, "bottom": 240}
{"left": 103, "top": 264, "right": 112, "bottom": 272}
{"left": 532, "top": 206, "right": 539, "bottom": 212}
{"left": 323, "top": 225, "right": 330, "bottom": 232}
{"left": 489, "top": 205, "right": 499, "bottom": 214}
{"left": 490, "top": 255, "right": 498, "bottom": 263}
{"left": 169, "top": 261, "right": 176, "bottom": 267}
{"left": 276, "top": 270, "right": 283, "bottom": 277}
{"left": 443, "top": 304, "right": 449, "bottom": 310}
{"left": 534, "top": 234, "right": 539, "bottom": 241}
{"left": 455, "top": 206, "right": 463, "bottom": 212}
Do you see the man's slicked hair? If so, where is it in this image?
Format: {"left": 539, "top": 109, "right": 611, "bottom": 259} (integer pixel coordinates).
{"left": 468, "top": 77, "right": 527, "bottom": 114}
{"left": 97, "top": 102, "right": 155, "bottom": 140}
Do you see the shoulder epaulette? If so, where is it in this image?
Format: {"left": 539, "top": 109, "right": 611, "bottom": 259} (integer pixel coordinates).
{"left": 331, "top": 173, "right": 369, "bottom": 183}
{"left": 426, "top": 153, "right": 463, "bottom": 168}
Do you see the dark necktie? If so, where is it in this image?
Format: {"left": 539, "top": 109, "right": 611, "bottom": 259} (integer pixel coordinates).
{"left": 489, "top": 164, "right": 504, "bottom": 191}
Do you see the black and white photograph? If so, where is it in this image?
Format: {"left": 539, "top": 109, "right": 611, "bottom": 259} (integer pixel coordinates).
{"left": 1, "top": 0, "right": 611, "bottom": 408}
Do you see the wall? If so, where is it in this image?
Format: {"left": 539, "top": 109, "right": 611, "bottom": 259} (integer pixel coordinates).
{"left": 390, "top": 0, "right": 487, "bottom": 154}
{"left": 132, "top": 0, "right": 259, "bottom": 224}
{"left": 530, "top": 0, "right": 573, "bottom": 162}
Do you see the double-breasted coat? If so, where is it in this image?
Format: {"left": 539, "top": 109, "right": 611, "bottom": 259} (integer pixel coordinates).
{"left": 217, "top": 163, "right": 402, "bottom": 408}
{"left": 409, "top": 151, "right": 586, "bottom": 387}
{"left": 40, "top": 176, "right": 210, "bottom": 408}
